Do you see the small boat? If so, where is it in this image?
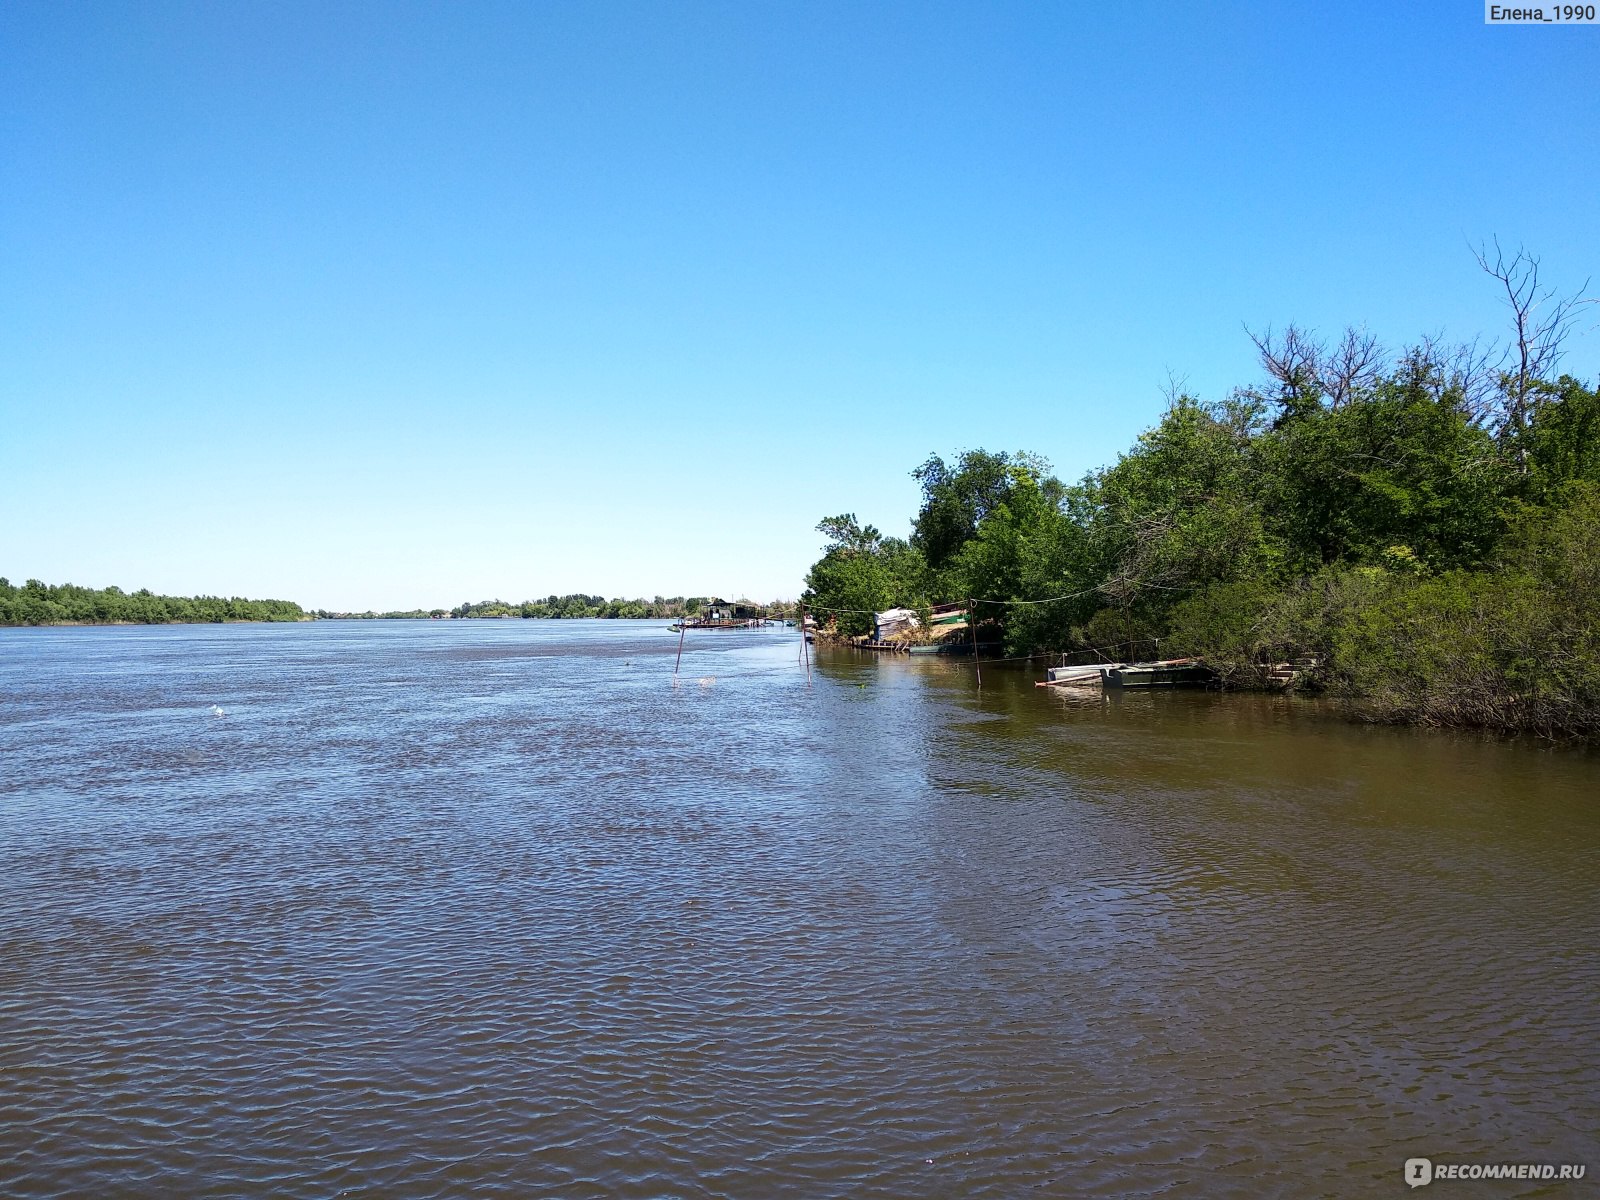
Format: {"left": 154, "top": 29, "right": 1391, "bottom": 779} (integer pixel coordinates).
{"left": 1103, "top": 659, "right": 1212, "bottom": 688}
{"left": 907, "top": 642, "right": 975, "bottom": 656}
{"left": 1041, "top": 662, "right": 1123, "bottom": 686}
{"left": 1039, "top": 658, "right": 1213, "bottom": 688}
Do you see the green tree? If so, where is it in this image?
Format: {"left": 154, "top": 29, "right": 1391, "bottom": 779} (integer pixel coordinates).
{"left": 911, "top": 450, "right": 1060, "bottom": 579}
{"left": 803, "top": 515, "right": 925, "bottom": 636}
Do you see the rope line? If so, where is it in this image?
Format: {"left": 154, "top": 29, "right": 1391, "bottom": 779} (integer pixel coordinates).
{"left": 973, "top": 586, "right": 1100, "bottom": 606}
{"left": 802, "top": 585, "right": 1104, "bottom": 618}
{"left": 948, "top": 653, "right": 1041, "bottom": 667}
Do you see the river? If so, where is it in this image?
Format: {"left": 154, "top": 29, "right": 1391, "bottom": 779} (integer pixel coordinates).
{"left": 1, "top": 620, "right": 1594, "bottom": 1197}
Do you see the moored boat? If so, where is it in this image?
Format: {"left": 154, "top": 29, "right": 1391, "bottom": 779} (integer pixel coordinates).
{"left": 1043, "top": 662, "right": 1123, "bottom": 686}
{"left": 1103, "top": 659, "right": 1213, "bottom": 688}
{"left": 1039, "top": 658, "right": 1213, "bottom": 688}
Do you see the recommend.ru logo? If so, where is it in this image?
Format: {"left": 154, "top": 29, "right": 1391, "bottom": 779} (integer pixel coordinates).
{"left": 1404, "top": 1156, "right": 1587, "bottom": 1186}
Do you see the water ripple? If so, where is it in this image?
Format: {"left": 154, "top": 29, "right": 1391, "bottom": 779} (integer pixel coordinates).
{"left": 1, "top": 622, "right": 1595, "bottom": 1197}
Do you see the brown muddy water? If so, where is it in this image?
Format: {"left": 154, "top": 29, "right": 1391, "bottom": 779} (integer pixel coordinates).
{"left": 1, "top": 621, "right": 1595, "bottom": 1198}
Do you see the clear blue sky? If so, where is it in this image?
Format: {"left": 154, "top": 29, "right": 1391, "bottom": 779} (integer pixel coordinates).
{"left": 3, "top": 1, "right": 1596, "bottom": 611}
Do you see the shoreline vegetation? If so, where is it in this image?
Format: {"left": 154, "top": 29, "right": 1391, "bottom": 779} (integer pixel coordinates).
{"left": 802, "top": 249, "right": 1600, "bottom": 740}
{"left": 0, "top": 579, "right": 308, "bottom": 626}
{"left": 314, "top": 596, "right": 763, "bottom": 621}
{"left": 0, "top": 583, "right": 791, "bottom": 628}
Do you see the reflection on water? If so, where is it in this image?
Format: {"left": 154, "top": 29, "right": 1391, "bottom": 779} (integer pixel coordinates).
{"left": 1, "top": 622, "right": 1595, "bottom": 1198}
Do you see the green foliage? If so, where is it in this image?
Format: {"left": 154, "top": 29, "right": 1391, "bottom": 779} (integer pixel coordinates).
{"left": 1295, "top": 489, "right": 1600, "bottom": 735}
{"left": 1161, "top": 580, "right": 1280, "bottom": 679}
{"left": 803, "top": 516, "right": 926, "bottom": 636}
{"left": 359, "top": 595, "right": 719, "bottom": 621}
{"left": 0, "top": 578, "right": 305, "bottom": 626}
{"left": 943, "top": 465, "right": 1090, "bottom": 653}
{"left": 1521, "top": 376, "right": 1600, "bottom": 503}
{"left": 912, "top": 450, "right": 1060, "bottom": 580}
{"left": 804, "top": 314, "right": 1600, "bottom": 736}
{"left": 948, "top": 467, "right": 1057, "bottom": 605}
{"left": 1075, "top": 605, "right": 1165, "bottom": 662}
{"left": 318, "top": 595, "right": 752, "bottom": 621}
{"left": 1095, "top": 395, "right": 1281, "bottom": 604}
{"left": 1254, "top": 358, "right": 1509, "bottom": 571}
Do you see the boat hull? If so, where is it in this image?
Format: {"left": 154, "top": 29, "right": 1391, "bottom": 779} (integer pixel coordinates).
{"left": 1104, "top": 664, "right": 1212, "bottom": 688}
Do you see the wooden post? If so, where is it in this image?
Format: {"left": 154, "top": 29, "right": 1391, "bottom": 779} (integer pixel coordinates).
{"left": 674, "top": 610, "right": 688, "bottom": 675}
{"left": 970, "top": 598, "right": 981, "bottom": 688}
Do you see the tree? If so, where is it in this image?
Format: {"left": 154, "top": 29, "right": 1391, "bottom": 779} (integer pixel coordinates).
{"left": 803, "top": 516, "right": 925, "bottom": 636}
{"left": 1473, "top": 238, "right": 1594, "bottom": 462}
{"left": 1522, "top": 375, "right": 1600, "bottom": 501}
{"left": 816, "top": 513, "right": 883, "bottom": 553}
{"left": 1255, "top": 350, "right": 1509, "bottom": 572}
{"left": 910, "top": 450, "right": 1059, "bottom": 576}
{"left": 1092, "top": 394, "right": 1276, "bottom": 603}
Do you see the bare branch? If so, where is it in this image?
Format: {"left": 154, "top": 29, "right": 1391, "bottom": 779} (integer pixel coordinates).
{"left": 1473, "top": 238, "right": 1593, "bottom": 445}
{"left": 1442, "top": 334, "right": 1504, "bottom": 423}
{"left": 1322, "top": 325, "right": 1383, "bottom": 407}
{"left": 1246, "top": 323, "right": 1325, "bottom": 411}
{"left": 1160, "top": 368, "right": 1192, "bottom": 409}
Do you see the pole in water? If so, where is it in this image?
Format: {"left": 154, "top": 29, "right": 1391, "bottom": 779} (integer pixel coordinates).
{"left": 800, "top": 603, "right": 811, "bottom": 682}
{"left": 970, "top": 598, "right": 981, "bottom": 688}
{"left": 674, "top": 611, "right": 688, "bottom": 675}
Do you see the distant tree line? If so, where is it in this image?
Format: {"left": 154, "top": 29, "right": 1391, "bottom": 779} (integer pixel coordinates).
{"left": 453, "top": 594, "right": 709, "bottom": 620}
{"left": 315, "top": 608, "right": 448, "bottom": 620}
{"left": 804, "top": 246, "right": 1600, "bottom": 738}
{"left": 2, "top": 581, "right": 795, "bottom": 626}
{"left": 316, "top": 595, "right": 788, "bottom": 621}
{"left": 0, "top": 578, "right": 306, "bottom": 625}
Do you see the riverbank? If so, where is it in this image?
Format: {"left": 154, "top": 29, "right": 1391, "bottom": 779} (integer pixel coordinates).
{"left": 800, "top": 347, "right": 1600, "bottom": 743}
